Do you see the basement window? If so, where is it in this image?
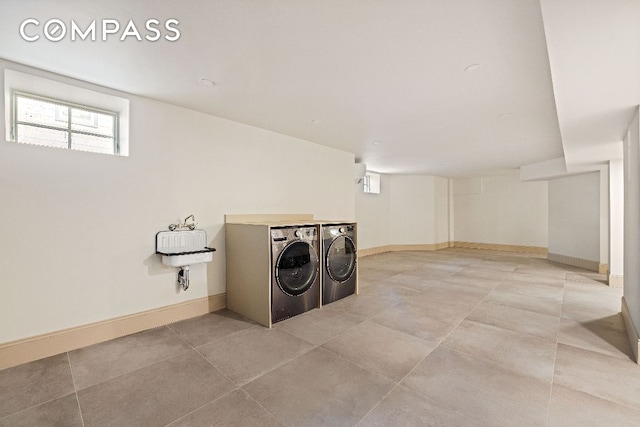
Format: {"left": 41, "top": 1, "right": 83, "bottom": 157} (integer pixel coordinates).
{"left": 4, "top": 69, "right": 130, "bottom": 156}
{"left": 11, "top": 92, "right": 119, "bottom": 155}
{"left": 363, "top": 171, "right": 381, "bottom": 194}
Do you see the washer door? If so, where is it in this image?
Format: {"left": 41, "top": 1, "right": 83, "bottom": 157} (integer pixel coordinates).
{"left": 275, "top": 241, "right": 319, "bottom": 296}
{"left": 326, "top": 236, "right": 356, "bottom": 283}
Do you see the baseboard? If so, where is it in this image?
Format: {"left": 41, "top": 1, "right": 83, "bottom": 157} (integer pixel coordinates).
{"left": 359, "top": 245, "right": 392, "bottom": 257}
{"left": 609, "top": 275, "right": 624, "bottom": 288}
{"left": 387, "top": 243, "right": 450, "bottom": 252}
{"left": 621, "top": 296, "right": 640, "bottom": 364}
{"left": 547, "top": 252, "right": 602, "bottom": 273}
{"left": 452, "top": 241, "right": 548, "bottom": 255}
{"left": 359, "top": 242, "right": 452, "bottom": 257}
{"left": 0, "top": 293, "right": 226, "bottom": 371}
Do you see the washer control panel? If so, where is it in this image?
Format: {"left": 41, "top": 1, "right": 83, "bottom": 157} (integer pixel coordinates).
{"left": 271, "top": 226, "right": 318, "bottom": 243}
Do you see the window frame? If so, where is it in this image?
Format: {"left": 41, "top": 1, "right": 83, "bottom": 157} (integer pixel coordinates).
{"left": 10, "top": 90, "right": 120, "bottom": 155}
{"left": 363, "top": 171, "right": 381, "bottom": 194}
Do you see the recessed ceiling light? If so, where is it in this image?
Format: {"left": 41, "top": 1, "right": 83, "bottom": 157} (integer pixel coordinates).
{"left": 311, "top": 119, "right": 321, "bottom": 124}
{"left": 499, "top": 113, "right": 512, "bottom": 120}
{"left": 372, "top": 141, "right": 381, "bottom": 145}
{"left": 464, "top": 63, "right": 480, "bottom": 72}
{"left": 199, "top": 78, "right": 216, "bottom": 87}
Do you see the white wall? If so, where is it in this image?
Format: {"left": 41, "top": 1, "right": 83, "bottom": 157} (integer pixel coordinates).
{"left": 389, "top": 175, "right": 437, "bottom": 245}
{"left": 355, "top": 174, "right": 450, "bottom": 249}
{"left": 0, "top": 60, "right": 354, "bottom": 344}
{"left": 624, "top": 107, "right": 640, "bottom": 333}
{"left": 435, "top": 177, "right": 450, "bottom": 244}
{"left": 453, "top": 173, "right": 548, "bottom": 247}
{"left": 354, "top": 173, "right": 390, "bottom": 249}
{"left": 547, "top": 172, "right": 600, "bottom": 262}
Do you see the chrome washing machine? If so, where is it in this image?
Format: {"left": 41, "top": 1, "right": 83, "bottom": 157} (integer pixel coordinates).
{"left": 271, "top": 225, "right": 321, "bottom": 323}
{"left": 321, "top": 223, "right": 357, "bottom": 305}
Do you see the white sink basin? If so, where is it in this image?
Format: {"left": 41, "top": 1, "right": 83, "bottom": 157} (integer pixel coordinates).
{"left": 156, "top": 229, "right": 216, "bottom": 267}
{"left": 160, "top": 249, "right": 215, "bottom": 267}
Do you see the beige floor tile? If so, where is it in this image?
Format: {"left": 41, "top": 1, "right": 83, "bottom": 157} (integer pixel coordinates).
{"left": 467, "top": 301, "right": 560, "bottom": 341}
{"left": 321, "top": 293, "right": 397, "bottom": 322}
{"left": 455, "top": 266, "right": 511, "bottom": 281}
{"left": 0, "top": 353, "right": 74, "bottom": 418}
{"left": 485, "top": 288, "right": 562, "bottom": 316}
{"left": 243, "top": 348, "right": 394, "bottom": 427}
{"left": 358, "top": 269, "right": 397, "bottom": 282}
{"left": 0, "top": 393, "right": 82, "bottom": 427}
{"left": 5, "top": 249, "right": 638, "bottom": 426}
{"left": 416, "top": 261, "right": 466, "bottom": 273}
{"left": 439, "top": 273, "right": 502, "bottom": 291}
{"left": 198, "top": 327, "right": 313, "bottom": 386}
{"left": 356, "top": 281, "right": 420, "bottom": 305}
{"left": 558, "top": 318, "right": 633, "bottom": 360}
{"left": 442, "top": 320, "right": 556, "bottom": 381}
{"left": 564, "top": 279, "right": 622, "bottom": 293}
{"left": 554, "top": 343, "right": 640, "bottom": 410}
{"left": 357, "top": 384, "right": 470, "bottom": 426}
{"left": 69, "top": 326, "right": 192, "bottom": 390}
{"left": 371, "top": 302, "right": 469, "bottom": 341}
{"left": 321, "top": 321, "right": 437, "bottom": 382}
{"left": 168, "top": 309, "right": 256, "bottom": 347}
{"left": 78, "top": 350, "right": 235, "bottom": 427}
{"left": 386, "top": 272, "right": 442, "bottom": 291}
{"left": 402, "top": 346, "right": 551, "bottom": 426}
{"left": 512, "top": 266, "right": 567, "bottom": 279}
{"left": 547, "top": 384, "right": 640, "bottom": 427}
{"left": 470, "top": 259, "right": 518, "bottom": 272}
{"left": 561, "top": 302, "right": 625, "bottom": 331}
{"left": 166, "top": 389, "right": 285, "bottom": 427}
{"left": 565, "top": 272, "right": 608, "bottom": 284}
{"left": 415, "top": 283, "right": 487, "bottom": 310}
{"left": 273, "top": 306, "right": 362, "bottom": 345}
{"left": 562, "top": 287, "right": 622, "bottom": 311}
{"left": 496, "top": 278, "right": 564, "bottom": 300}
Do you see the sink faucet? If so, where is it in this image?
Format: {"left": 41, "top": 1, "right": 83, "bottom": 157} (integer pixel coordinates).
{"left": 168, "top": 214, "right": 197, "bottom": 231}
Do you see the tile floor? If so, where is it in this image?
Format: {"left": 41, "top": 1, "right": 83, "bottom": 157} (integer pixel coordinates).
{"left": 2, "top": 248, "right": 640, "bottom": 426}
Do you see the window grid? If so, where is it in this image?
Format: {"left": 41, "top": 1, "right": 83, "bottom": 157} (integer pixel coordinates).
{"left": 11, "top": 91, "right": 119, "bottom": 155}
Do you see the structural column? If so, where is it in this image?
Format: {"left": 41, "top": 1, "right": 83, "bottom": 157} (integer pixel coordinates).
{"left": 609, "top": 159, "right": 624, "bottom": 287}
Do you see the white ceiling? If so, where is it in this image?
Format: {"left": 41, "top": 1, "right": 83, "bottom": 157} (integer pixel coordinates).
{"left": 0, "top": 1, "right": 637, "bottom": 177}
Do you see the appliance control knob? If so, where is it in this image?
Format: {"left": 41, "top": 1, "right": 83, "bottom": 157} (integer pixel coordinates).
{"left": 294, "top": 230, "right": 302, "bottom": 238}
{"left": 339, "top": 227, "right": 345, "bottom": 233}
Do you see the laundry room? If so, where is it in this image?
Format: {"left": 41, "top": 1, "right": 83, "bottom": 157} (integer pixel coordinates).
{"left": 2, "top": 1, "right": 640, "bottom": 425}
{"left": 0, "top": 58, "right": 355, "bottom": 351}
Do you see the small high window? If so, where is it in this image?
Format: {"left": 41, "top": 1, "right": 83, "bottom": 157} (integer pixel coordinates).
{"left": 11, "top": 91, "right": 119, "bottom": 155}
{"left": 363, "top": 171, "right": 381, "bottom": 194}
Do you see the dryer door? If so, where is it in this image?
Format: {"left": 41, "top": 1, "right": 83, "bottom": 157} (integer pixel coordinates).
{"left": 275, "top": 241, "right": 319, "bottom": 296}
{"left": 326, "top": 236, "right": 356, "bottom": 283}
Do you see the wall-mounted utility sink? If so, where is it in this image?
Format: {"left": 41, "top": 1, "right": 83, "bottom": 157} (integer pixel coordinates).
{"left": 156, "top": 228, "right": 216, "bottom": 290}
{"left": 157, "top": 248, "right": 216, "bottom": 267}
{"left": 156, "top": 221, "right": 215, "bottom": 291}
{"left": 156, "top": 229, "right": 216, "bottom": 266}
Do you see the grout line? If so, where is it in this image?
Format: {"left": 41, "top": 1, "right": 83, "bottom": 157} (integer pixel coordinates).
{"left": 242, "top": 388, "right": 293, "bottom": 427}
{"left": 191, "top": 346, "right": 240, "bottom": 388}
{"left": 545, "top": 340, "right": 560, "bottom": 427}
{"left": 161, "top": 387, "right": 238, "bottom": 427}
{"left": 67, "top": 352, "right": 86, "bottom": 427}
{"left": 355, "top": 254, "right": 505, "bottom": 425}
{"left": 545, "top": 282, "right": 564, "bottom": 427}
